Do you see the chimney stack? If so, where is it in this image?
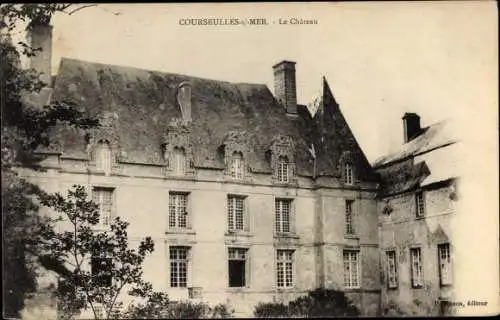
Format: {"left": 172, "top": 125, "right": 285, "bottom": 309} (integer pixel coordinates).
{"left": 26, "top": 23, "right": 53, "bottom": 85}
{"left": 273, "top": 60, "right": 297, "bottom": 114}
{"left": 402, "top": 112, "right": 421, "bottom": 143}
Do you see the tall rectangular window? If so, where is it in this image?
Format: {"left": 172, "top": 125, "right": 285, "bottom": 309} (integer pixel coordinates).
{"left": 410, "top": 247, "right": 423, "bottom": 288}
{"left": 343, "top": 250, "right": 360, "bottom": 289}
{"left": 91, "top": 257, "right": 112, "bottom": 287}
{"left": 228, "top": 248, "right": 248, "bottom": 287}
{"left": 170, "top": 247, "right": 188, "bottom": 288}
{"left": 438, "top": 243, "right": 452, "bottom": 286}
{"left": 227, "top": 196, "right": 245, "bottom": 231}
{"left": 386, "top": 250, "right": 398, "bottom": 289}
{"left": 416, "top": 192, "right": 425, "bottom": 217}
{"left": 169, "top": 193, "right": 188, "bottom": 229}
{"left": 345, "top": 200, "right": 355, "bottom": 235}
{"left": 275, "top": 199, "right": 292, "bottom": 233}
{"left": 276, "top": 250, "right": 294, "bottom": 288}
{"left": 92, "top": 188, "right": 113, "bottom": 227}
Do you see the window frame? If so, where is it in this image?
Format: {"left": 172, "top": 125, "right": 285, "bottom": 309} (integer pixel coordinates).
{"left": 275, "top": 198, "right": 293, "bottom": 234}
{"left": 276, "top": 156, "right": 290, "bottom": 183}
{"left": 385, "top": 250, "right": 398, "bottom": 289}
{"left": 169, "top": 246, "right": 189, "bottom": 288}
{"left": 168, "top": 192, "right": 190, "bottom": 229}
{"left": 343, "top": 250, "right": 360, "bottom": 289}
{"left": 230, "top": 151, "right": 245, "bottom": 180}
{"left": 227, "top": 195, "right": 247, "bottom": 232}
{"left": 95, "top": 140, "right": 113, "bottom": 175}
{"left": 227, "top": 247, "right": 250, "bottom": 288}
{"left": 172, "top": 146, "right": 187, "bottom": 176}
{"left": 345, "top": 199, "right": 355, "bottom": 235}
{"left": 438, "top": 243, "right": 452, "bottom": 286}
{"left": 410, "top": 247, "right": 424, "bottom": 288}
{"left": 276, "top": 249, "right": 294, "bottom": 289}
{"left": 344, "top": 162, "right": 354, "bottom": 185}
{"left": 415, "top": 191, "right": 425, "bottom": 218}
{"left": 92, "top": 187, "right": 115, "bottom": 229}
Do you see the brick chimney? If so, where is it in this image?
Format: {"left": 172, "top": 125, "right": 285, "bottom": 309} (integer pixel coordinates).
{"left": 273, "top": 60, "right": 297, "bottom": 114}
{"left": 402, "top": 112, "right": 421, "bottom": 143}
{"left": 26, "top": 23, "right": 53, "bottom": 85}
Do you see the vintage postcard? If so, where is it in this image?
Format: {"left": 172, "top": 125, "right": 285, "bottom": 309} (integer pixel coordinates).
{"left": 1, "top": 2, "right": 498, "bottom": 319}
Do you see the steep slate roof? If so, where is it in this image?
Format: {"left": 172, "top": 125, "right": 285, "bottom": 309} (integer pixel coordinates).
{"left": 374, "top": 119, "right": 459, "bottom": 196}
{"left": 47, "top": 58, "right": 376, "bottom": 181}
{"left": 373, "top": 119, "right": 457, "bottom": 168}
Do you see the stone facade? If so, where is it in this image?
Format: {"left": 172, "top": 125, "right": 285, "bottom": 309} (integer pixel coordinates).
{"left": 21, "top": 152, "right": 380, "bottom": 317}
{"left": 17, "top": 23, "right": 460, "bottom": 318}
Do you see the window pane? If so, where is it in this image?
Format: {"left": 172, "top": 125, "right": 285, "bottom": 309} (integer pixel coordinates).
{"left": 345, "top": 163, "right": 353, "bottom": 184}
{"left": 228, "top": 196, "right": 244, "bottom": 231}
{"left": 276, "top": 250, "right": 293, "bottom": 288}
{"left": 170, "top": 247, "right": 188, "bottom": 287}
{"left": 386, "top": 251, "right": 398, "bottom": 288}
{"left": 438, "top": 244, "right": 452, "bottom": 285}
{"left": 96, "top": 141, "right": 112, "bottom": 174}
{"left": 93, "top": 188, "right": 113, "bottom": 227}
{"left": 169, "top": 194, "right": 188, "bottom": 228}
{"left": 343, "top": 251, "right": 359, "bottom": 288}
{"left": 173, "top": 148, "right": 186, "bottom": 175}
{"left": 231, "top": 152, "right": 244, "bottom": 179}
{"left": 345, "top": 200, "right": 354, "bottom": 234}
{"left": 277, "top": 157, "right": 289, "bottom": 183}
{"left": 410, "top": 248, "right": 423, "bottom": 287}
{"left": 275, "top": 199, "right": 291, "bottom": 233}
{"left": 416, "top": 192, "right": 425, "bottom": 216}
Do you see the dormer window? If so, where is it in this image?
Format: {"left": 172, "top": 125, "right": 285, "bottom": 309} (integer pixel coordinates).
{"left": 172, "top": 147, "right": 186, "bottom": 176}
{"left": 95, "top": 140, "right": 112, "bottom": 175}
{"left": 230, "top": 151, "right": 244, "bottom": 179}
{"left": 344, "top": 162, "right": 354, "bottom": 185}
{"left": 277, "top": 156, "right": 289, "bottom": 183}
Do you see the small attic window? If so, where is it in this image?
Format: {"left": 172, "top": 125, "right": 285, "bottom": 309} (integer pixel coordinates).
{"left": 230, "top": 151, "right": 244, "bottom": 179}
{"left": 344, "top": 163, "right": 354, "bottom": 185}
{"left": 95, "top": 140, "right": 112, "bottom": 175}
{"left": 172, "top": 147, "right": 187, "bottom": 176}
{"left": 277, "top": 156, "right": 289, "bottom": 183}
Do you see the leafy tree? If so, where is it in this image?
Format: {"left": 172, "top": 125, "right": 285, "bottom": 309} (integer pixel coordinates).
{"left": 37, "top": 185, "right": 167, "bottom": 319}
{"left": 1, "top": 4, "right": 99, "bottom": 317}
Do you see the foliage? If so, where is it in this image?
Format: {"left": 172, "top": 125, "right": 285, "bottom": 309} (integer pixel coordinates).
{"left": 119, "top": 299, "right": 234, "bottom": 319}
{"left": 253, "top": 289, "right": 360, "bottom": 318}
{"left": 254, "top": 302, "right": 289, "bottom": 318}
{"left": 37, "top": 185, "right": 160, "bottom": 319}
{"left": 1, "top": 5, "right": 99, "bottom": 317}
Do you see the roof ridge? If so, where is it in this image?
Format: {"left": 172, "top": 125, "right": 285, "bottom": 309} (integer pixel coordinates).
{"left": 59, "top": 56, "right": 268, "bottom": 87}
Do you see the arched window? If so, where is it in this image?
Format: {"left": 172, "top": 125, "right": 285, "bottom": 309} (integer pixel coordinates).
{"left": 230, "top": 151, "right": 244, "bottom": 179}
{"left": 172, "top": 147, "right": 186, "bottom": 176}
{"left": 344, "top": 162, "right": 354, "bottom": 185}
{"left": 95, "top": 140, "right": 112, "bottom": 175}
{"left": 277, "top": 156, "right": 289, "bottom": 183}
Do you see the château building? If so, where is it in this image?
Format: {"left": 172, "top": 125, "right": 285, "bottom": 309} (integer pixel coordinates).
{"left": 18, "top": 23, "right": 459, "bottom": 318}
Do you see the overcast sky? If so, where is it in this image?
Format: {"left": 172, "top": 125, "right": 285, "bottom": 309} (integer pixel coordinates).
{"left": 29, "top": 2, "right": 497, "bottom": 163}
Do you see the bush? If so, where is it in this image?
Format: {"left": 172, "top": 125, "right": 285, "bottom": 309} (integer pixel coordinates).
{"left": 254, "top": 289, "right": 360, "bottom": 318}
{"left": 120, "top": 299, "right": 234, "bottom": 319}
{"left": 254, "top": 302, "right": 290, "bottom": 318}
